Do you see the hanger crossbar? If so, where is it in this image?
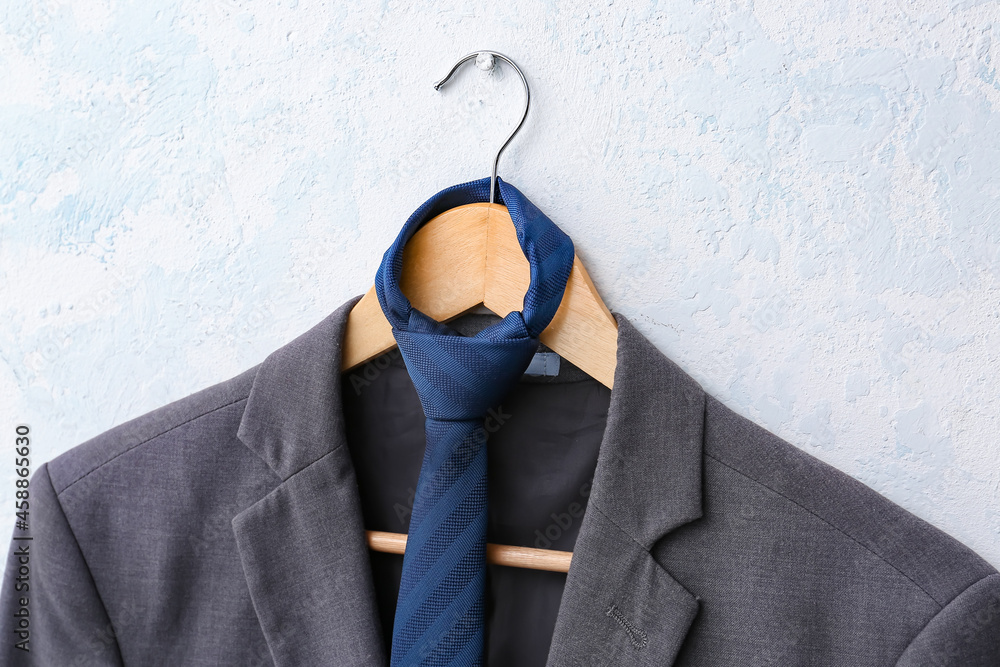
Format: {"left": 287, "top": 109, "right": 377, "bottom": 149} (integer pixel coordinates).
{"left": 366, "top": 530, "right": 573, "bottom": 573}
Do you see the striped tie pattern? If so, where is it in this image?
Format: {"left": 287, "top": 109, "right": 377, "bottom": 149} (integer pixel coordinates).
{"left": 375, "top": 177, "right": 575, "bottom": 666}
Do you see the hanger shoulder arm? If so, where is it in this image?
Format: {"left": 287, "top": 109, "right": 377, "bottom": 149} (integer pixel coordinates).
{"left": 342, "top": 289, "right": 395, "bottom": 371}
{"left": 342, "top": 205, "right": 491, "bottom": 371}
{"left": 483, "top": 208, "right": 617, "bottom": 388}
{"left": 539, "top": 258, "right": 618, "bottom": 388}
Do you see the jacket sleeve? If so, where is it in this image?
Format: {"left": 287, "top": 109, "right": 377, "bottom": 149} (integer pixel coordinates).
{"left": 895, "top": 573, "right": 1000, "bottom": 666}
{"left": 0, "top": 463, "right": 123, "bottom": 666}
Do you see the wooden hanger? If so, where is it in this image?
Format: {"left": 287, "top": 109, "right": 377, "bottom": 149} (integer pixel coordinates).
{"left": 341, "top": 201, "right": 618, "bottom": 385}
{"left": 341, "top": 52, "right": 617, "bottom": 574}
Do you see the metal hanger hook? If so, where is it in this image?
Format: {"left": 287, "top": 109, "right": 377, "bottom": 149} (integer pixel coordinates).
{"left": 433, "top": 51, "right": 530, "bottom": 205}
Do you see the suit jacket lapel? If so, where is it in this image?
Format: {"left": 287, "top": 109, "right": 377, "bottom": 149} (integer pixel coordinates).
{"left": 547, "top": 316, "right": 707, "bottom": 666}
{"left": 232, "top": 297, "right": 387, "bottom": 666}
{"left": 546, "top": 507, "right": 700, "bottom": 666}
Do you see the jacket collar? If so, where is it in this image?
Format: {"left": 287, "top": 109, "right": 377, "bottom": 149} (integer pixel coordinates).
{"left": 232, "top": 296, "right": 706, "bottom": 666}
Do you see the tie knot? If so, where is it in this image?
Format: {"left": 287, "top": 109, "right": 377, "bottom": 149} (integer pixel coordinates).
{"left": 394, "top": 312, "right": 540, "bottom": 421}
{"left": 374, "top": 176, "right": 575, "bottom": 422}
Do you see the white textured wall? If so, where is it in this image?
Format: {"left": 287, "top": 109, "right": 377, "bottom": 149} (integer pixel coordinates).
{"left": 1, "top": 0, "right": 999, "bottom": 566}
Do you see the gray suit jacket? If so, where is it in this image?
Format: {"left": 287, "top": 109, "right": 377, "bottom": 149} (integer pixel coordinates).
{"left": 2, "top": 296, "right": 998, "bottom": 666}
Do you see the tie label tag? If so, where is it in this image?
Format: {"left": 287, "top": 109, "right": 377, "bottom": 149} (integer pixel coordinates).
{"left": 524, "top": 352, "right": 561, "bottom": 377}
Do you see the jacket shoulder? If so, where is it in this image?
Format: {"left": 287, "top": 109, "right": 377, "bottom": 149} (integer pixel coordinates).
{"left": 895, "top": 573, "right": 1000, "bottom": 665}
{"left": 703, "top": 393, "right": 997, "bottom": 608}
{"left": 46, "top": 364, "right": 260, "bottom": 495}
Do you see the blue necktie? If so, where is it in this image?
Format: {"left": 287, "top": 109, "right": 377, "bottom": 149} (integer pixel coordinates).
{"left": 375, "top": 176, "right": 575, "bottom": 666}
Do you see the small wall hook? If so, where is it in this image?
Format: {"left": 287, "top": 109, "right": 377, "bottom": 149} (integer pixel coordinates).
{"left": 433, "top": 51, "right": 530, "bottom": 205}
